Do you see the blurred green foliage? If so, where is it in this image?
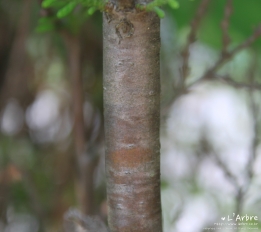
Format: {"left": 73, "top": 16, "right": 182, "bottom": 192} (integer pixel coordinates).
{"left": 36, "top": 0, "right": 104, "bottom": 33}
{"left": 172, "top": 0, "right": 261, "bottom": 49}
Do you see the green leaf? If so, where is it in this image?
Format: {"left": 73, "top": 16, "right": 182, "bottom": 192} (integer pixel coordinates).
{"left": 57, "top": 2, "right": 77, "bottom": 18}
{"left": 42, "top": 0, "right": 57, "bottom": 8}
{"left": 168, "top": 0, "right": 179, "bottom": 9}
{"left": 87, "top": 6, "right": 97, "bottom": 15}
{"left": 154, "top": 6, "right": 165, "bottom": 18}
{"left": 35, "top": 18, "right": 55, "bottom": 33}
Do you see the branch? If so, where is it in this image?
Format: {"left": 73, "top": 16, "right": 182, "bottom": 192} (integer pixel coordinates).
{"left": 245, "top": 56, "right": 260, "bottom": 184}
{"left": 212, "top": 151, "right": 239, "bottom": 189}
{"left": 187, "top": 24, "right": 261, "bottom": 89}
{"left": 234, "top": 59, "right": 260, "bottom": 223}
{"left": 247, "top": 93, "right": 259, "bottom": 180}
{"left": 221, "top": 0, "right": 233, "bottom": 54}
{"left": 217, "top": 75, "right": 261, "bottom": 90}
{"left": 211, "top": 151, "right": 244, "bottom": 222}
{"left": 180, "top": 0, "right": 211, "bottom": 84}
{"left": 206, "top": 24, "right": 261, "bottom": 77}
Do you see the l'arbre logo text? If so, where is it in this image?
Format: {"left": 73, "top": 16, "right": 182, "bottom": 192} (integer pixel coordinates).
{"left": 221, "top": 213, "right": 258, "bottom": 221}
{"left": 204, "top": 213, "right": 259, "bottom": 231}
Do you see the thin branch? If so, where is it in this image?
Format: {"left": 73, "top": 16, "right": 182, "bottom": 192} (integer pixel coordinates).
{"left": 219, "top": 76, "right": 261, "bottom": 90}
{"left": 211, "top": 151, "right": 244, "bottom": 226}
{"left": 199, "top": 136, "right": 240, "bottom": 189}
{"left": 207, "top": 24, "right": 261, "bottom": 76}
{"left": 186, "top": 74, "right": 261, "bottom": 91}
{"left": 221, "top": 0, "right": 233, "bottom": 55}
{"left": 187, "top": 24, "right": 261, "bottom": 89}
{"left": 180, "top": 0, "right": 211, "bottom": 84}
{"left": 234, "top": 59, "right": 260, "bottom": 229}
{"left": 245, "top": 56, "right": 260, "bottom": 184}
{"left": 234, "top": 188, "right": 244, "bottom": 220}
{"left": 212, "top": 152, "right": 239, "bottom": 189}
{"left": 247, "top": 94, "right": 259, "bottom": 180}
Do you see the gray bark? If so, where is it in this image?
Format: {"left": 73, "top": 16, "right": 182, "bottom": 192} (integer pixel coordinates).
{"left": 103, "top": 0, "right": 162, "bottom": 231}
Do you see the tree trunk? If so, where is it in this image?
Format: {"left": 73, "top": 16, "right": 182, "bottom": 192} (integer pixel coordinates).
{"left": 103, "top": 1, "right": 162, "bottom": 231}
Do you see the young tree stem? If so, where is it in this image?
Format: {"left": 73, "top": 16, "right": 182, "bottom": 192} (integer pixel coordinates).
{"left": 103, "top": 2, "right": 162, "bottom": 231}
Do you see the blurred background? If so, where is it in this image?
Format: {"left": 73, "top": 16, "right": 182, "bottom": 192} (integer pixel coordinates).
{"left": 0, "top": 0, "right": 261, "bottom": 231}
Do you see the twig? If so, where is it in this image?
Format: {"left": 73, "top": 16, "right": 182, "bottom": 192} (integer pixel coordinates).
{"left": 186, "top": 73, "right": 261, "bottom": 90}
{"left": 221, "top": 0, "right": 233, "bottom": 55}
{"left": 199, "top": 136, "right": 240, "bottom": 189}
{"left": 181, "top": 0, "right": 211, "bottom": 84}
{"left": 212, "top": 150, "right": 244, "bottom": 229}
{"left": 219, "top": 75, "right": 261, "bottom": 90}
{"left": 187, "top": 24, "right": 261, "bottom": 89}
{"left": 247, "top": 97, "right": 259, "bottom": 180}
{"left": 235, "top": 188, "right": 244, "bottom": 220}
{"left": 245, "top": 56, "right": 260, "bottom": 184}
{"left": 234, "top": 59, "right": 260, "bottom": 232}
{"left": 212, "top": 151, "right": 239, "bottom": 189}
{"left": 206, "top": 24, "right": 261, "bottom": 76}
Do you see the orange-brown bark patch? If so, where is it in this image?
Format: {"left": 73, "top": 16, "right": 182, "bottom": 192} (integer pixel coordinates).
{"left": 109, "top": 148, "right": 153, "bottom": 169}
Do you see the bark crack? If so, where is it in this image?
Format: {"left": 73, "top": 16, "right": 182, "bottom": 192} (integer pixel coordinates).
{"left": 104, "top": 2, "right": 144, "bottom": 44}
{"left": 116, "top": 18, "right": 134, "bottom": 44}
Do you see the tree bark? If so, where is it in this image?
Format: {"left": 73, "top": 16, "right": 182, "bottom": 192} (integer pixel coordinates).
{"left": 103, "top": 1, "right": 162, "bottom": 231}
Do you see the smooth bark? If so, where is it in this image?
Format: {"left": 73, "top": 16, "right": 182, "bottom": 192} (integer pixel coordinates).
{"left": 103, "top": 1, "right": 162, "bottom": 231}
